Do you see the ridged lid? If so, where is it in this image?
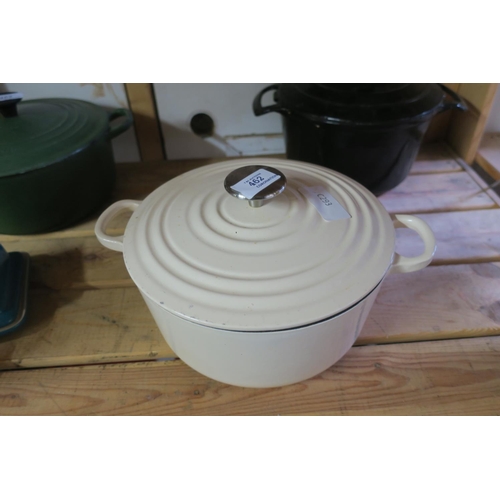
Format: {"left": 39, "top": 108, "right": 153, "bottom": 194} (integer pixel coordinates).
{"left": 123, "top": 158, "right": 396, "bottom": 331}
{"left": 0, "top": 97, "right": 112, "bottom": 177}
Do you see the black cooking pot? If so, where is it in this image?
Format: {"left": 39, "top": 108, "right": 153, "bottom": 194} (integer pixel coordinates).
{"left": 253, "top": 84, "right": 467, "bottom": 195}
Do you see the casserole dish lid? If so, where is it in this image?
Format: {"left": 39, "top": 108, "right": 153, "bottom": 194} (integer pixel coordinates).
{"left": 275, "top": 83, "right": 447, "bottom": 125}
{"left": 0, "top": 92, "right": 117, "bottom": 178}
{"left": 123, "top": 158, "right": 396, "bottom": 331}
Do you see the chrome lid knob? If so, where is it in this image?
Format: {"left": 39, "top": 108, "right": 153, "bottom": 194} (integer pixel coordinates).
{"left": 224, "top": 165, "right": 287, "bottom": 208}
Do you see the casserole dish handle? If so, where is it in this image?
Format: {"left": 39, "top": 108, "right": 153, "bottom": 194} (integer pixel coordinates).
{"left": 390, "top": 214, "right": 436, "bottom": 274}
{"left": 108, "top": 109, "right": 134, "bottom": 139}
{"left": 95, "top": 200, "right": 141, "bottom": 252}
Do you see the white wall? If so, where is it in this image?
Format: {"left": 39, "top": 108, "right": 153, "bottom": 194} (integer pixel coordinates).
{"left": 153, "top": 83, "right": 285, "bottom": 160}
{"left": 3, "top": 83, "right": 140, "bottom": 162}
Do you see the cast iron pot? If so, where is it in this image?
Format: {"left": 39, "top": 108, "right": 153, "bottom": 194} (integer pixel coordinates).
{"left": 253, "top": 83, "right": 466, "bottom": 195}
{"left": 0, "top": 92, "right": 133, "bottom": 235}
{"left": 95, "top": 158, "right": 436, "bottom": 388}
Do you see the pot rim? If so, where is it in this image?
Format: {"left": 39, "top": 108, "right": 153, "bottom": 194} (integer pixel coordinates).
{"left": 146, "top": 276, "right": 386, "bottom": 335}
{"left": 282, "top": 107, "right": 440, "bottom": 128}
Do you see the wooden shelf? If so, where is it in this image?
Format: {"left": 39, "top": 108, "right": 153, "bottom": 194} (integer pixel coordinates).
{"left": 1, "top": 143, "right": 500, "bottom": 415}
{"left": 476, "top": 132, "right": 500, "bottom": 181}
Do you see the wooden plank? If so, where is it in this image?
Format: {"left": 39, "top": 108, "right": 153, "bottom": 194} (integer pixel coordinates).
{"left": 476, "top": 133, "right": 500, "bottom": 181}
{"left": 415, "top": 141, "right": 457, "bottom": 161}
{"left": 447, "top": 83, "right": 499, "bottom": 164}
{"left": 476, "top": 152, "right": 500, "bottom": 181}
{"left": 2, "top": 237, "right": 132, "bottom": 290}
{"left": 124, "top": 83, "right": 164, "bottom": 162}
{"left": 378, "top": 172, "right": 496, "bottom": 213}
{"left": 362, "top": 262, "right": 500, "bottom": 344}
{"left": 0, "top": 288, "right": 173, "bottom": 370}
{"left": 411, "top": 142, "right": 462, "bottom": 174}
{"left": 1, "top": 336, "right": 499, "bottom": 415}
{"left": 1, "top": 263, "right": 499, "bottom": 370}
{"left": 5, "top": 208, "right": 500, "bottom": 293}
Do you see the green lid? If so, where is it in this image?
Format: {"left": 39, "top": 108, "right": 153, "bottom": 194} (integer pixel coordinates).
{"left": 0, "top": 95, "right": 117, "bottom": 178}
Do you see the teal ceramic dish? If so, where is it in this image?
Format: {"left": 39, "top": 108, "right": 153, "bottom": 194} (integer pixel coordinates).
{"left": 0, "top": 244, "right": 30, "bottom": 336}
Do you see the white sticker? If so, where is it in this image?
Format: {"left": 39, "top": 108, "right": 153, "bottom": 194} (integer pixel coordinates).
{"left": 231, "top": 169, "right": 281, "bottom": 200}
{"left": 299, "top": 185, "right": 351, "bottom": 221}
{"left": 0, "top": 92, "right": 23, "bottom": 102}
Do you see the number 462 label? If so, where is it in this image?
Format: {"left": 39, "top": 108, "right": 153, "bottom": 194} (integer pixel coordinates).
{"left": 299, "top": 185, "right": 351, "bottom": 221}
{"left": 230, "top": 169, "right": 281, "bottom": 199}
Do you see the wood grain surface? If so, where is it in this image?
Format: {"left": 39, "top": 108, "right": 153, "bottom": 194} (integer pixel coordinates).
{"left": 1, "top": 263, "right": 499, "bottom": 370}
{"left": 0, "top": 288, "right": 169, "bottom": 370}
{"left": 414, "top": 138, "right": 462, "bottom": 171}
{"left": 1, "top": 336, "right": 499, "bottom": 415}
{"left": 378, "top": 172, "right": 496, "bottom": 214}
{"left": 476, "top": 133, "right": 500, "bottom": 181}
{"left": 362, "top": 263, "right": 500, "bottom": 343}
{"left": 125, "top": 83, "right": 164, "bottom": 162}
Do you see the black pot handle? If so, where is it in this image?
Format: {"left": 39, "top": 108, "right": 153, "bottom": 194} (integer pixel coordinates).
{"left": 253, "top": 84, "right": 285, "bottom": 116}
{"left": 438, "top": 84, "right": 468, "bottom": 112}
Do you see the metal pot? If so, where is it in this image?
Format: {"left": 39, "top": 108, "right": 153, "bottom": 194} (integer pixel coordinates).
{"left": 253, "top": 83, "right": 467, "bottom": 195}
{"left": 95, "top": 158, "right": 436, "bottom": 387}
{"left": 0, "top": 92, "right": 133, "bottom": 234}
